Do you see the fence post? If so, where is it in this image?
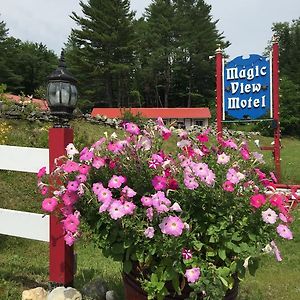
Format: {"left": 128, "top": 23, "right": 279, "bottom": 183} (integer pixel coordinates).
{"left": 49, "top": 127, "right": 74, "bottom": 286}
{"left": 272, "top": 36, "right": 281, "bottom": 182}
{"left": 215, "top": 46, "right": 223, "bottom": 138}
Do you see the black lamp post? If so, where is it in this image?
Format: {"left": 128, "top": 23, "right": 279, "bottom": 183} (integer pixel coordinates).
{"left": 46, "top": 50, "right": 77, "bottom": 126}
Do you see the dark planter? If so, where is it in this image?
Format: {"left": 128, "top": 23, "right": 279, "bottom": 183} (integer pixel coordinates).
{"left": 123, "top": 272, "right": 239, "bottom": 300}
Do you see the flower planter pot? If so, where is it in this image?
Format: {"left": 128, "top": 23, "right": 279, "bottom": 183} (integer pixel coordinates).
{"left": 123, "top": 272, "right": 239, "bottom": 300}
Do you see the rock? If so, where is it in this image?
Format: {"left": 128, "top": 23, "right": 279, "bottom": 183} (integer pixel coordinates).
{"left": 82, "top": 278, "right": 108, "bottom": 300}
{"left": 47, "top": 287, "right": 82, "bottom": 300}
{"left": 22, "top": 287, "right": 47, "bottom": 300}
{"left": 106, "top": 290, "right": 118, "bottom": 300}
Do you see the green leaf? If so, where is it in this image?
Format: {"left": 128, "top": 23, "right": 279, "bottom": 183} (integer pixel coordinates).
{"left": 218, "top": 249, "right": 226, "bottom": 261}
{"left": 111, "top": 243, "right": 124, "bottom": 254}
{"left": 123, "top": 260, "right": 132, "bottom": 274}
{"left": 248, "top": 257, "right": 260, "bottom": 276}
{"left": 248, "top": 233, "right": 256, "bottom": 241}
{"left": 209, "top": 235, "right": 216, "bottom": 243}
{"left": 230, "top": 261, "right": 237, "bottom": 273}
{"left": 219, "top": 276, "right": 229, "bottom": 288}
{"left": 206, "top": 251, "right": 216, "bottom": 257}
{"left": 172, "top": 275, "right": 181, "bottom": 294}
{"left": 232, "top": 232, "right": 242, "bottom": 241}
{"left": 192, "top": 240, "right": 204, "bottom": 251}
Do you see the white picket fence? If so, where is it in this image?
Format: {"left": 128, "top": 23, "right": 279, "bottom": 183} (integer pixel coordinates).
{"left": 0, "top": 145, "right": 50, "bottom": 242}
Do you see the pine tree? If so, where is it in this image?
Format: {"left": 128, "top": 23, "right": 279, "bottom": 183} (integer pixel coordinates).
{"left": 67, "top": 0, "right": 135, "bottom": 107}
{"left": 134, "top": 0, "right": 227, "bottom": 107}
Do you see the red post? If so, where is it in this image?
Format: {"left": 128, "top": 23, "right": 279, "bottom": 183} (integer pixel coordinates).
{"left": 272, "top": 37, "right": 281, "bottom": 182}
{"left": 215, "top": 47, "right": 223, "bottom": 138}
{"left": 49, "top": 127, "right": 74, "bottom": 286}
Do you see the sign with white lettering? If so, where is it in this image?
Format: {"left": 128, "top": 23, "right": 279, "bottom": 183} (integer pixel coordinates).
{"left": 223, "top": 54, "right": 272, "bottom": 120}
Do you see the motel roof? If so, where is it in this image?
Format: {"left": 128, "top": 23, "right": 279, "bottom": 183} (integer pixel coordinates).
{"left": 4, "top": 94, "right": 49, "bottom": 111}
{"left": 91, "top": 107, "right": 211, "bottom": 119}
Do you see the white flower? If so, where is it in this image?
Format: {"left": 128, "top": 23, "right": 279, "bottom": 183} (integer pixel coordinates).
{"left": 65, "top": 143, "right": 79, "bottom": 159}
{"left": 243, "top": 256, "right": 251, "bottom": 268}
{"left": 170, "top": 202, "right": 182, "bottom": 212}
{"left": 110, "top": 132, "right": 118, "bottom": 139}
{"left": 262, "top": 208, "right": 278, "bottom": 224}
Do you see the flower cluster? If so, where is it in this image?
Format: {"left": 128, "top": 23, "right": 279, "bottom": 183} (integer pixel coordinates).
{"left": 38, "top": 118, "right": 297, "bottom": 299}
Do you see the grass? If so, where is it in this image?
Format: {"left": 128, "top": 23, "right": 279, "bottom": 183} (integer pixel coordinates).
{"left": 0, "top": 119, "right": 300, "bottom": 299}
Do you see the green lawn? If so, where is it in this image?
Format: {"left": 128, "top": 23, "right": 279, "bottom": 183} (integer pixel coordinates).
{"left": 1, "top": 119, "right": 300, "bottom": 299}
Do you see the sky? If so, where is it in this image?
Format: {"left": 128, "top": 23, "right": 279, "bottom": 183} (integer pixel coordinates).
{"left": 0, "top": 0, "right": 299, "bottom": 59}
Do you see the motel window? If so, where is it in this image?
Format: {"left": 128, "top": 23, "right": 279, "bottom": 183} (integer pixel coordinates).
{"left": 195, "top": 120, "right": 203, "bottom": 126}
{"left": 176, "top": 121, "right": 185, "bottom": 129}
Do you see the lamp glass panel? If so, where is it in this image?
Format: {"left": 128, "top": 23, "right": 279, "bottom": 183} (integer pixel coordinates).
{"left": 70, "top": 85, "right": 78, "bottom": 106}
{"left": 61, "top": 82, "right": 70, "bottom": 105}
{"left": 47, "top": 82, "right": 60, "bottom": 105}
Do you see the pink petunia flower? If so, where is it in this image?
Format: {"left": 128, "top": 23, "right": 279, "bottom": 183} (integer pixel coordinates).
{"left": 197, "top": 134, "right": 209, "bottom": 143}
{"left": 192, "top": 163, "right": 209, "bottom": 177}
{"left": 161, "top": 127, "right": 172, "bottom": 140}
{"left": 80, "top": 147, "right": 94, "bottom": 161}
{"left": 62, "top": 191, "right": 78, "bottom": 206}
{"left": 152, "top": 176, "right": 168, "bottom": 191}
{"left": 226, "top": 168, "right": 239, "bottom": 184}
{"left": 250, "top": 194, "right": 266, "bottom": 209}
{"left": 97, "top": 188, "right": 113, "bottom": 203}
{"left": 240, "top": 146, "right": 250, "bottom": 160}
{"left": 78, "top": 164, "right": 91, "bottom": 175}
{"left": 67, "top": 180, "right": 79, "bottom": 192}
{"left": 123, "top": 201, "right": 136, "bottom": 215}
{"left": 108, "top": 175, "right": 126, "bottom": 189}
{"left": 184, "top": 176, "right": 199, "bottom": 190}
{"left": 125, "top": 122, "right": 140, "bottom": 135}
{"left": 270, "top": 240, "right": 282, "bottom": 262}
{"left": 76, "top": 174, "right": 87, "bottom": 183}
{"left": 168, "top": 178, "right": 179, "bottom": 190}
{"left": 37, "top": 166, "right": 47, "bottom": 178}
{"left": 185, "top": 267, "right": 201, "bottom": 283}
{"left": 276, "top": 224, "right": 293, "bottom": 240}
{"left": 42, "top": 197, "right": 58, "bottom": 212}
{"left": 109, "top": 200, "right": 125, "bottom": 220}
{"left": 122, "top": 186, "right": 137, "bottom": 198}
{"left": 144, "top": 227, "right": 155, "bottom": 238}
{"left": 92, "top": 156, "right": 106, "bottom": 169}
{"left": 223, "top": 180, "right": 234, "bottom": 192}
{"left": 159, "top": 216, "right": 184, "bottom": 237}
{"left": 279, "top": 213, "right": 288, "bottom": 223}
{"left": 141, "top": 196, "right": 153, "bottom": 207}
{"left": 63, "top": 160, "right": 79, "bottom": 173}
{"left": 146, "top": 207, "right": 154, "bottom": 221}
{"left": 269, "top": 194, "right": 285, "bottom": 208}
{"left": 217, "top": 152, "right": 230, "bottom": 164}
{"left": 64, "top": 232, "right": 76, "bottom": 246}
{"left": 92, "top": 137, "right": 106, "bottom": 150}
{"left": 99, "top": 200, "right": 111, "bottom": 213}
{"left": 182, "top": 249, "right": 193, "bottom": 260}
{"left": 270, "top": 172, "right": 278, "bottom": 183}
{"left": 63, "top": 213, "right": 80, "bottom": 233}
{"left": 39, "top": 185, "right": 49, "bottom": 195}
{"left": 61, "top": 205, "right": 74, "bottom": 217}
{"left": 92, "top": 182, "right": 104, "bottom": 195}
{"left": 262, "top": 208, "right": 278, "bottom": 224}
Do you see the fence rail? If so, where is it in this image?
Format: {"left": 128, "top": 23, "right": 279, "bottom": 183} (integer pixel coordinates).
{"left": 0, "top": 145, "right": 49, "bottom": 242}
{"left": 0, "top": 145, "right": 49, "bottom": 173}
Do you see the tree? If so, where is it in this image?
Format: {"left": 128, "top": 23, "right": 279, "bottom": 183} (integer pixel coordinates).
{"left": 66, "top": 0, "right": 135, "bottom": 107}
{"left": 0, "top": 17, "right": 57, "bottom": 95}
{"left": 134, "top": 0, "right": 227, "bottom": 107}
{"left": 269, "top": 19, "right": 300, "bottom": 136}
{"left": 271, "top": 19, "right": 300, "bottom": 86}
{"left": 15, "top": 42, "right": 57, "bottom": 95}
